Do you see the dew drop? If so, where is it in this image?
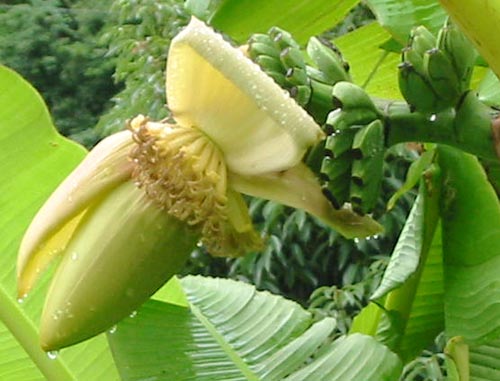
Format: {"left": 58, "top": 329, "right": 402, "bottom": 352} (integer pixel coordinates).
{"left": 429, "top": 114, "right": 437, "bottom": 122}
{"left": 47, "top": 350, "right": 58, "bottom": 360}
{"left": 129, "top": 310, "right": 138, "bottom": 318}
{"left": 71, "top": 252, "right": 79, "bottom": 261}
{"left": 17, "top": 294, "right": 27, "bottom": 304}
{"left": 354, "top": 237, "right": 360, "bottom": 244}
{"left": 108, "top": 325, "right": 118, "bottom": 334}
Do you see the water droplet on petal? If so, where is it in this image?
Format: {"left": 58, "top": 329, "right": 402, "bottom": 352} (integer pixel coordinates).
{"left": 47, "top": 350, "right": 58, "bottom": 360}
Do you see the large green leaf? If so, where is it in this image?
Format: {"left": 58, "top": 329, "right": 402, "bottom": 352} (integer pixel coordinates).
{"left": 334, "top": 21, "right": 402, "bottom": 100}
{"left": 0, "top": 65, "right": 119, "bottom": 380}
{"left": 470, "top": 338, "right": 500, "bottom": 380}
{"left": 109, "top": 276, "right": 403, "bottom": 380}
{"left": 371, "top": 193, "right": 426, "bottom": 300}
{"left": 207, "top": 0, "right": 360, "bottom": 44}
{"left": 352, "top": 167, "right": 444, "bottom": 361}
{"left": 397, "top": 223, "right": 443, "bottom": 361}
{"left": 439, "top": 146, "right": 500, "bottom": 345}
{"left": 365, "top": 0, "right": 446, "bottom": 44}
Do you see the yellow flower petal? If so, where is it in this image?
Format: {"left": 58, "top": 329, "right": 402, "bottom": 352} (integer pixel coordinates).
{"left": 229, "top": 163, "right": 383, "bottom": 238}
{"left": 17, "top": 131, "right": 134, "bottom": 296}
{"left": 167, "top": 18, "right": 324, "bottom": 175}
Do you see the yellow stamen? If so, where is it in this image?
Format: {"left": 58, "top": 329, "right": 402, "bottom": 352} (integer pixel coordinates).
{"left": 128, "top": 115, "right": 261, "bottom": 257}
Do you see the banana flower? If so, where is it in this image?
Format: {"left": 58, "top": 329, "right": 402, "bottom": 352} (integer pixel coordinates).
{"left": 17, "top": 18, "right": 381, "bottom": 351}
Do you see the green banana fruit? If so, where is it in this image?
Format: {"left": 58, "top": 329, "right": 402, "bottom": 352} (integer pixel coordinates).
{"left": 248, "top": 40, "right": 281, "bottom": 60}
{"left": 410, "top": 26, "right": 437, "bottom": 56}
{"left": 307, "top": 37, "right": 351, "bottom": 84}
{"left": 437, "top": 20, "right": 476, "bottom": 91}
{"left": 350, "top": 119, "right": 385, "bottom": 215}
{"left": 423, "top": 47, "right": 461, "bottom": 104}
{"left": 398, "top": 61, "right": 443, "bottom": 113}
{"left": 321, "top": 154, "right": 352, "bottom": 208}
{"left": 332, "top": 82, "right": 380, "bottom": 113}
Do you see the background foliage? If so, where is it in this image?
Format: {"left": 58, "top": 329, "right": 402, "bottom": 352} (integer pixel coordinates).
{"left": 0, "top": 0, "right": 119, "bottom": 146}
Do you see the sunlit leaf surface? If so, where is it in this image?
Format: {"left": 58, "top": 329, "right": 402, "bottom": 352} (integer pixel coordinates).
{"left": 209, "top": 0, "right": 360, "bottom": 44}
{"left": 0, "top": 65, "right": 119, "bottom": 380}
{"left": 365, "top": 0, "right": 446, "bottom": 44}
{"left": 110, "top": 276, "right": 402, "bottom": 381}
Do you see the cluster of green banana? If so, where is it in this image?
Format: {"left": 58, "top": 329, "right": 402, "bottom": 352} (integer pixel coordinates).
{"left": 248, "top": 28, "right": 350, "bottom": 121}
{"left": 398, "top": 20, "right": 477, "bottom": 113}
{"left": 320, "top": 82, "right": 385, "bottom": 215}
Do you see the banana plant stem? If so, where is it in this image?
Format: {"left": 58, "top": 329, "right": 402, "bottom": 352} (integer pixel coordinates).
{"left": 383, "top": 100, "right": 499, "bottom": 161}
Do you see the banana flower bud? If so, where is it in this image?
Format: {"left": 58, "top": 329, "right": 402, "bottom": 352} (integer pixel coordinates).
{"left": 17, "top": 18, "right": 382, "bottom": 351}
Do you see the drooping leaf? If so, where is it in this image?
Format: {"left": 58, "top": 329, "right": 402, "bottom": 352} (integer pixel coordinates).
{"left": 208, "top": 0, "right": 361, "bottom": 44}
{"left": 365, "top": 0, "right": 446, "bottom": 44}
{"left": 109, "top": 276, "right": 402, "bottom": 381}
{"left": 397, "top": 223, "right": 444, "bottom": 361}
{"left": 439, "top": 146, "right": 500, "bottom": 345}
{"left": 353, "top": 167, "right": 443, "bottom": 360}
{"left": 371, "top": 193, "right": 426, "bottom": 299}
{"left": 0, "top": 65, "right": 119, "bottom": 380}
{"left": 387, "top": 150, "right": 435, "bottom": 210}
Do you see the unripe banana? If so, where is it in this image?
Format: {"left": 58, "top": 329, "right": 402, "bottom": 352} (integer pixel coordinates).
{"left": 325, "top": 127, "right": 359, "bottom": 158}
{"left": 248, "top": 38, "right": 281, "bottom": 60}
{"left": 254, "top": 54, "right": 284, "bottom": 74}
{"left": 350, "top": 119, "right": 385, "bottom": 215}
{"left": 289, "top": 84, "right": 312, "bottom": 106}
{"left": 321, "top": 154, "right": 352, "bottom": 209}
{"left": 410, "top": 26, "right": 437, "bottom": 56}
{"left": 398, "top": 61, "right": 442, "bottom": 112}
{"left": 269, "top": 27, "right": 301, "bottom": 51}
{"left": 280, "top": 46, "right": 306, "bottom": 70}
{"left": 307, "top": 37, "right": 351, "bottom": 84}
{"left": 401, "top": 46, "right": 425, "bottom": 74}
{"left": 327, "top": 107, "right": 380, "bottom": 132}
{"left": 286, "top": 66, "right": 309, "bottom": 86}
{"left": 306, "top": 66, "right": 334, "bottom": 85}
{"left": 331, "top": 82, "right": 380, "bottom": 114}
{"left": 424, "top": 48, "right": 461, "bottom": 104}
{"left": 437, "top": 20, "right": 477, "bottom": 91}
{"left": 265, "top": 71, "right": 287, "bottom": 86}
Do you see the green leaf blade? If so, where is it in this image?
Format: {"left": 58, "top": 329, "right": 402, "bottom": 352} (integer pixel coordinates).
{"left": 210, "top": 0, "right": 360, "bottom": 44}
{"left": 110, "top": 276, "right": 402, "bottom": 380}
{"left": 0, "top": 65, "right": 119, "bottom": 380}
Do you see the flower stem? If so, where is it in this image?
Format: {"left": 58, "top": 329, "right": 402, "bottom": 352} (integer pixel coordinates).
{"left": 383, "top": 97, "right": 499, "bottom": 161}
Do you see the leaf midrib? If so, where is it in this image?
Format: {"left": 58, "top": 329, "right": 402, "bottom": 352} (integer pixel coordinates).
{"left": 0, "top": 286, "right": 74, "bottom": 380}
{"left": 189, "top": 303, "right": 260, "bottom": 381}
